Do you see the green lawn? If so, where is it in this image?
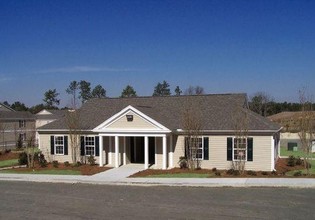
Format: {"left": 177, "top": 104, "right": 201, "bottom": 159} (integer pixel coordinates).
{"left": 0, "top": 159, "right": 19, "bottom": 168}
{"left": 285, "top": 160, "right": 315, "bottom": 176}
{"left": 0, "top": 169, "right": 81, "bottom": 175}
{"left": 146, "top": 173, "right": 212, "bottom": 178}
{"left": 280, "top": 146, "right": 314, "bottom": 158}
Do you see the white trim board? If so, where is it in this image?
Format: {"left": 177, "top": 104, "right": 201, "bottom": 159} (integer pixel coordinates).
{"left": 93, "top": 105, "right": 171, "bottom": 133}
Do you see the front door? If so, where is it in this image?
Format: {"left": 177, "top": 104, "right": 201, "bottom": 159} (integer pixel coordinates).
{"left": 149, "top": 137, "right": 155, "bottom": 164}
{"left": 130, "top": 137, "right": 144, "bottom": 163}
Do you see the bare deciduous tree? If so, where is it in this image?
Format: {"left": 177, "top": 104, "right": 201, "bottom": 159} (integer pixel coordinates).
{"left": 65, "top": 110, "right": 81, "bottom": 164}
{"left": 182, "top": 99, "right": 203, "bottom": 170}
{"left": 231, "top": 106, "right": 249, "bottom": 174}
{"left": 0, "top": 120, "right": 6, "bottom": 150}
{"left": 297, "top": 89, "right": 314, "bottom": 175}
{"left": 26, "top": 134, "right": 36, "bottom": 168}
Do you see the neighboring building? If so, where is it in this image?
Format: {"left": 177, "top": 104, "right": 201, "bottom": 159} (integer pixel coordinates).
{"left": 38, "top": 94, "right": 281, "bottom": 171}
{"left": 268, "top": 111, "right": 315, "bottom": 152}
{"left": 35, "top": 109, "right": 68, "bottom": 142}
{"left": 0, "top": 102, "right": 36, "bottom": 149}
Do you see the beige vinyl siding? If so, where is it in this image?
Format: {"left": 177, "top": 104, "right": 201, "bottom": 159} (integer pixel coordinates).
{"left": 154, "top": 137, "right": 163, "bottom": 169}
{"left": 39, "top": 134, "right": 101, "bottom": 164}
{"left": 107, "top": 112, "right": 157, "bottom": 129}
{"left": 173, "top": 135, "right": 273, "bottom": 171}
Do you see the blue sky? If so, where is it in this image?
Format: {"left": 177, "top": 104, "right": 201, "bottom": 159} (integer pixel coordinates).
{"left": 1, "top": 0, "right": 315, "bottom": 107}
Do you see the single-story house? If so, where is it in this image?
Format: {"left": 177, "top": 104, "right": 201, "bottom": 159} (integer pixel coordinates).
{"left": 38, "top": 94, "right": 281, "bottom": 171}
{"left": 268, "top": 111, "right": 315, "bottom": 152}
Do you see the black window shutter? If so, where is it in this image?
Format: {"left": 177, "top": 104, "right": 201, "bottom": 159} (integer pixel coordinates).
{"left": 203, "top": 137, "right": 209, "bottom": 160}
{"left": 50, "top": 136, "right": 55, "bottom": 155}
{"left": 227, "top": 137, "right": 233, "bottom": 161}
{"left": 247, "top": 138, "right": 253, "bottom": 161}
{"left": 64, "top": 136, "right": 68, "bottom": 155}
{"left": 80, "top": 136, "right": 85, "bottom": 156}
{"left": 184, "top": 137, "right": 188, "bottom": 158}
{"left": 95, "top": 136, "right": 100, "bottom": 156}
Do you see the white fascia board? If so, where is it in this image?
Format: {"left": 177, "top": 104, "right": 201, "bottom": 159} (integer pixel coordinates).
{"left": 37, "top": 129, "right": 91, "bottom": 132}
{"left": 175, "top": 128, "right": 282, "bottom": 134}
{"left": 93, "top": 105, "right": 170, "bottom": 132}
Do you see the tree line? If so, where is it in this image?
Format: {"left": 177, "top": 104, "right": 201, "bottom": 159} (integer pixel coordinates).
{"left": 2, "top": 82, "right": 313, "bottom": 116}
{"left": 2, "top": 80, "right": 205, "bottom": 113}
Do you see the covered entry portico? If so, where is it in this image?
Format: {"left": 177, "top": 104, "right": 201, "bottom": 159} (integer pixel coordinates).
{"left": 93, "top": 105, "right": 173, "bottom": 170}
{"left": 98, "top": 133, "right": 173, "bottom": 170}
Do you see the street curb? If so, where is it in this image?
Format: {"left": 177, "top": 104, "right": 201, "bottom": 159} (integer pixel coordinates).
{"left": 1, "top": 175, "right": 315, "bottom": 188}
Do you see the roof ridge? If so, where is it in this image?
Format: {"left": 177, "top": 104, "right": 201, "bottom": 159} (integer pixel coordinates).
{"left": 87, "top": 93, "right": 247, "bottom": 102}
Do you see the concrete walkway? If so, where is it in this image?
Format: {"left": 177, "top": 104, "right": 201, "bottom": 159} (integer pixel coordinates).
{"left": 1, "top": 164, "right": 315, "bottom": 188}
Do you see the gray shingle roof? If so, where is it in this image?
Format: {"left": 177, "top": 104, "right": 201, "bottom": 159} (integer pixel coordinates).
{"left": 0, "top": 111, "right": 35, "bottom": 120}
{"left": 36, "top": 109, "right": 68, "bottom": 120}
{"left": 39, "top": 94, "right": 281, "bottom": 132}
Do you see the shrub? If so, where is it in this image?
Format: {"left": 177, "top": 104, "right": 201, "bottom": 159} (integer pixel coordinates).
{"left": 304, "top": 161, "right": 312, "bottom": 169}
{"left": 18, "top": 152, "right": 28, "bottom": 165}
{"left": 233, "top": 170, "right": 240, "bottom": 176}
{"left": 16, "top": 137, "right": 23, "bottom": 149}
{"left": 271, "top": 170, "right": 277, "bottom": 175}
{"left": 215, "top": 171, "right": 221, "bottom": 176}
{"left": 74, "top": 161, "right": 82, "bottom": 167}
{"left": 247, "top": 170, "right": 257, "bottom": 176}
{"left": 178, "top": 157, "right": 188, "bottom": 169}
{"left": 287, "top": 155, "right": 296, "bottom": 167}
{"left": 261, "top": 171, "right": 268, "bottom": 176}
{"left": 52, "top": 160, "right": 59, "bottom": 168}
{"left": 227, "top": 169, "right": 235, "bottom": 175}
{"left": 296, "top": 156, "right": 303, "bottom": 166}
{"left": 88, "top": 155, "right": 96, "bottom": 166}
{"left": 38, "top": 153, "right": 47, "bottom": 167}
{"left": 64, "top": 161, "right": 70, "bottom": 167}
{"left": 5, "top": 149, "right": 11, "bottom": 154}
{"left": 293, "top": 171, "right": 302, "bottom": 177}
{"left": 212, "top": 167, "right": 217, "bottom": 172}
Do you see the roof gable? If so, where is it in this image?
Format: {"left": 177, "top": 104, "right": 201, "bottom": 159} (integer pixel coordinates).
{"left": 93, "top": 105, "right": 171, "bottom": 133}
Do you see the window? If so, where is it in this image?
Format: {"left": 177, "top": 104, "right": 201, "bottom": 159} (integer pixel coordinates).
{"left": 233, "top": 138, "right": 247, "bottom": 161}
{"left": 185, "top": 137, "right": 203, "bottom": 160}
{"left": 19, "top": 120, "right": 25, "bottom": 128}
{"left": 55, "top": 136, "right": 64, "bottom": 155}
{"left": 85, "top": 136, "right": 95, "bottom": 156}
{"left": 19, "top": 133, "right": 26, "bottom": 142}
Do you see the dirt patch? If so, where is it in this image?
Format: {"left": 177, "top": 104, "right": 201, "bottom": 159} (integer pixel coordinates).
{"left": 275, "top": 158, "right": 305, "bottom": 174}
{"left": 130, "top": 158, "right": 314, "bottom": 178}
{"left": 0, "top": 151, "right": 20, "bottom": 161}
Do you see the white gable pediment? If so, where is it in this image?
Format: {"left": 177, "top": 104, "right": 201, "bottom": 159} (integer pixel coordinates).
{"left": 93, "top": 105, "right": 170, "bottom": 133}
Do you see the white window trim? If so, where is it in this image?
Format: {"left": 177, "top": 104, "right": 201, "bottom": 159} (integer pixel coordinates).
{"left": 19, "top": 120, "right": 25, "bottom": 128}
{"left": 232, "top": 137, "right": 248, "bottom": 162}
{"left": 84, "top": 136, "right": 96, "bottom": 156}
{"left": 187, "top": 136, "right": 204, "bottom": 160}
{"left": 54, "top": 135, "right": 64, "bottom": 155}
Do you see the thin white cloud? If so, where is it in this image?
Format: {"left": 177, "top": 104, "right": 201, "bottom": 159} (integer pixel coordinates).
{"left": 39, "top": 66, "right": 143, "bottom": 74}
{"left": 0, "top": 75, "right": 13, "bottom": 82}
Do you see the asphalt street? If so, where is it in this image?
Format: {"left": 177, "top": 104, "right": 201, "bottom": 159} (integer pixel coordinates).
{"left": 0, "top": 181, "right": 314, "bottom": 220}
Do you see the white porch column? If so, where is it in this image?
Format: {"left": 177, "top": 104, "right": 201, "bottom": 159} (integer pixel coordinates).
{"left": 144, "top": 136, "right": 149, "bottom": 169}
{"left": 162, "top": 135, "right": 167, "bottom": 170}
{"left": 169, "top": 135, "right": 173, "bottom": 168}
{"left": 99, "top": 136, "right": 103, "bottom": 167}
{"left": 271, "top": 136, "right": 275, "bottom": 171}
{"left": 123, "top": 137, "right": 126, "bottom": 165}
{"left": 154, "top": 137, "right": 157, "bottom": 167}
{"left": 108, "top": 137, "right": 112, "bottom": 165}
{"left": 115, "top": 136, "right": 119, "bottom": 168}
